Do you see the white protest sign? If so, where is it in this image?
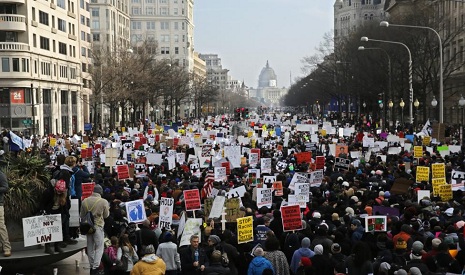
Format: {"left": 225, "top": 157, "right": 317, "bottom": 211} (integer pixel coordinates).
{"left": 295, "top": 182, "right": 310, "bottom": 202}
{"left": 177, "top": 211, "right": 186, "bottom": 238}
{"left": 176, "top": 153, "right": 186, "bottom": 164}
{"left": 179, "top": 218, "right": 202, "bottom": 247}
{"left": 214, "top": 167, "right": 227, "bottom": 182}
{"left": 309, "top": 170, "right": 324, "bottom": 187}
{"left": 125, "top": 199, "right": 147, "bottom": 223}
{"left": 249, "top": 153, "right": 259, "bottom": 166}
{"left": 261, "top": 158, "right": 272, "bottom": 174}
{"left": 209, "top": 196, "right": 226, "bottom": 219}
{"left": 256, "top": 188, "right": 273, "bottom": 208}
{"left": 263, "top": 176, "right": 277, "bottom": 186}
{"left": 224, "top": 146, "right": 241, "bottom": 168}
{"left": 226, "top": 185, "right": 247, "bottom": 198}
{"left": 23, "top": 214, "right": 63, "bottom": 247}
{"left": 158, "top": 197, "right": 174, "bottom": 230}
{"left": 289, "top": 173, "right": 308, "bottom": 190}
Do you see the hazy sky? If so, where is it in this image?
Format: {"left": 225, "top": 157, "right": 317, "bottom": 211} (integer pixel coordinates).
{"left": 194, "top": 0, "right": 334, "bottom": 89}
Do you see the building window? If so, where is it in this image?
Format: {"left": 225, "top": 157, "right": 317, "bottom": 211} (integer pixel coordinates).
{"left": 92, "top": 21, "right": 99, "bottom": 29}
{"left": 161, "top": 47, "right": 169, "bottom": 54}
{"left": 57, "top": 0, "right": 65, "bottom": 9}
{"left": 32, "top": 7, "right": 36, "bottom": 21}
{"left": 147, "top": 21, "right": 155, "bottom": 29}
{"left": 58, "top": 18, "right": 66, "bottom": 32}
{"left": 173, "top": 8, "right": 178, "bottom": 15}
{"left": 92, "top": 33, "right": 100, "bottom": 41}
{"left": 160, "top": 7, "right": 168, "bottom": 15}
{"left": 1, "top": 58, "right": 9, "bottom": 72}
{"left": 61, "top": 90, "right": 68, "bottom": 104}
{"left": 33, "top": 34, "right": 37, "bottom": 47}
{"left": 174, "top": 35, "right": 179, "bottom": 42}
{"left": 161, "top": 21, "right": 169, "bottom": 30}
{"left": 59, "top": 42, "right": 67, "bottom": 55}
{"left": 132, "top": 7, "right": 140, "bottom": 15}
{"left": 81, "top": 31, "right": 86, "bottom": 41}
{"left": 81, "top": 47, "right": 86, "bottom": 57}
{"left": 39, "top": 11, "right": 49, "bottom": 26}
{"left": 91, "top": 8, "right": 99, "bottom": 17}
{"left": 146, "top": 7, "right": 153, "bottom": 15}
{"left": 12, "top": 58, "right": 19, "bottom": 72}
{"left": 21, "top": 58, "right": 29, "bottom": 72}
{"left": 161, "top": 35, "right": 169, "bottom": 42}
{"left": 40, "top": 36, "right": 50, "bottom": 50}
{"left": 174, "top": 22, "right": 178, "bottom": 29}
{"left": 175, "top": 47, "right": 179, "bottom": 54}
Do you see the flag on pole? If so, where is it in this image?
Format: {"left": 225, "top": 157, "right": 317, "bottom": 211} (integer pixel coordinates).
{"left": 8, "top": 131, "right": 24, "bottom": 151}
{"left": 201, "top": 157, "right": 215, "bottom": 199}
{"left": 420, "top": 119, "right": 432, "bottom": 136}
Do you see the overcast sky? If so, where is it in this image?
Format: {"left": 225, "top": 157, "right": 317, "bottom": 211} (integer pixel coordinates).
{"left": 194, "top": 0, "right": 334, "bottom": 89}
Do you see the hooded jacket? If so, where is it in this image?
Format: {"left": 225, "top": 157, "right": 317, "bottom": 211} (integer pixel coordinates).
{"left": 247, "top": 256, "right": 274, "bottom": 275}
{"left": 131, "top": 254, "right": 166, "bottom": 275}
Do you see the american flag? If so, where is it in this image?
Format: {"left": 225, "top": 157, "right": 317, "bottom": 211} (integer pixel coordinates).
{"left": 201, "top": 168, "right": 215, "bottom": 199}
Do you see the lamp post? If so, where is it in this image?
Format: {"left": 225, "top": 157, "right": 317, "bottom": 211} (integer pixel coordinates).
{"left": 431, "top": 96, "right": 438, "bottom": 122}
{"left": 361, "top": 36, "right": 413, "bottom": 125}
{"left": 459, "top": 95, "right": 465, "bottom": 144}
{"left": 30, "top": 83, "right": 37, "bottom": 153}
{"left": 130, "top": 107, "right": 134, "bottom": 127}
{"left": 414, "top": 98, "right": 420, "bottom": 128}
{"left": 399, "top": 99, "right": 405, "bottom": 126}
{"left": 379, "top": 101, "right": 384, "bottom": 129}
{"left": 388, "top": 99, "right": 393, "bottom": 128}
{"left": 380, "top": 21, "right": 443, "bottom": 123}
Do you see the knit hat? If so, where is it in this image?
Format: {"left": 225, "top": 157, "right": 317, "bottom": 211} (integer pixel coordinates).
{"left": 457, "top": 220, "right": 465, "bottom": 229}
{"left": 345, "top": 207, "right": 355, "bottom": 215}
{"left": 394, "top": 269, "right": 408, "bottom": 275}
{"left": 432, "top": 238, "right": 442, "bottom": 248}
{"left": 301, "top": 237, "right": 311, "bottom": 248}
{"left": 412, "top": 241, "right": 424, "bottom": 255}
{"left": 445, "top": 207, "right": 454, "bottom": 216}
{"left": 314, "top": 244, "right": 323, "bottom": 255}
{"left": 254, "top": 247, "right": 264, "bottom": 256}
{"left": 379, "top": 262, "right": 391, "bottom": 273}
{"left": 331, "top": 243, "right": 341, "bottom": 254}
{"left": 54, "top": 179, "right": 67, "bottom": 194}
{"left": 379, "top": 191, "right": 385, "bottom": 197}
{"left": 312, "top": 211, "right": 321, "bottom": 219}
{"left": 342, "top": 181, "right": 350, "bottom": 187}
{"left": 164, "top": 232, "right": 173, "bottom": 242}
{"left": 409, "top": 267, "right": 421, "bottom": 275}
{"left": 350, "top": 196, "right": 359, "bottom": 203}
{"left": 208, "top": 235, "right": 221, "bottom": 245}
{"left": 384, "top": 191, "right": 391, "bottom": 198}
{"left": 351, "top": 219, "right": 361, "bottom": 227}
{"left": 300, "top": 257, "right": 312, "bottom": 267}
{"left": 332, "top": 213, "right": 339, "bottom": 221}
{"left": 144, "top": 244, "right": 155, "bottom": 254}
{"left": 93, "top": 184, "right": 103, "bottom": 195}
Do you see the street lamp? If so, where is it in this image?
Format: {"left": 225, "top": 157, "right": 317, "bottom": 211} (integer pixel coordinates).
{"left": 459, "top": 95, "right": 465, "bottom": 144}
{"left": 361, "top": 36, "right": 413, "bottom": 125}
{"left": 399, "top": 98, "right": 405, "bottom": 125}
{"left": 414, "top": 98, "right": 420, "bottom": 127}
{"left": 130, "top": 107, "right": 134, "bottom": 127}
{"left": 380, "top": 21, "right": 444, "bottom": 123}
{"left": 379, "top": 101, "right": 384, "bottom": 129}
{"left": 388, "top": 99, "right": 393, "bottom": 127}
{"left": 431, "top": 96, "right": 438, "bottom": 122}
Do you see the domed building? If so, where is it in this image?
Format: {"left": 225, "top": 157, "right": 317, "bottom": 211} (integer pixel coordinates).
{"left": 249, "top": 61, "right": 288, "bottom": 106}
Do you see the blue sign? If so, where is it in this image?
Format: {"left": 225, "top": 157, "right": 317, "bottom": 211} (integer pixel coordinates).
{"left": 84, "top": 123, "right": 92, "bottom": 131}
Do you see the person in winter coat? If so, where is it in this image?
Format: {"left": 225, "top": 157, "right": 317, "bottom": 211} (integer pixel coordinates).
{"left": 290, "top": 237, "right": 315, "bottom": 274}
{"left": 204, "top": 250, "right": 230, "bottom": 275}
{"left": 310, "top": 244, "right": 332, "bottom": 275}
{"left": 116, "top": 234, "right": 139, "bottom": 274}
{"left": 263, "top": 236, "right": 290, "bottom": 275}
{"left": 248, "top": 247, "right": 274, "bottom": 275}
{"left": 350, "top": 219, "right": 364, "bottom": 244}
{"left": 179, "top": 235, "right": 208, "bottom": 274}
{"left": 156, "top": 232, "right": 180, "bottom": 275}
{"left": 71, "top": 160, "right": 90, "bottom": 202}
{"left": 131, "top": 244, "right": 166, "bottom": 275}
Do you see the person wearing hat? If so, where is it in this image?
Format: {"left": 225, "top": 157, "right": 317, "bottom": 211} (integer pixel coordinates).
{"left": 405, "top": 241, "right": 429, "bottom": 275}
{"left": 204, "top": 250, "right": 230, "bottom": 275}
{"left": 393, "top": 224, "right": 413, "bottom": 251}
{"left": 430, "top": 243, "right": 462, "bottom": 273}
{"left": 156, "top": 232, "right": 180, "bottom": 275}
{"left": 137, "top": 219, "right": 159, "bottom": 259}
{"left": 310, "top": 244, "right": 332, "bottom": 275}
{"left": 422, "top": 238, "right": 442, "bottom": 269}
{"left": 80, "top": 184, "right": 110, "bottom": 275}
{"left": 295, "top": 257, "right": 313, "bottom": 275}
{"left": 350, "top": 219, "right": 364, "bottom": 244}
{"left": 248, "top": 247, "right": 274, "bottom": 275}
{"left": 290, "top": 237, "right": 315, "bottom": 274}
{"left": 329, "top": 243, "right": 346, "bottom": 273}
{"left": 131, "top": 244, "right": 167, "bottom": 275}
{"left": 254, "top": 216, "right": 271, "bottom": 246}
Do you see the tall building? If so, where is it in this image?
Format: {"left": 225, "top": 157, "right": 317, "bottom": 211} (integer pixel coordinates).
{"left": 128, "top": 0, "right": 194, "bottom": 71}
{"left": 199, "top": 54, "right": 229, "bottom": 90}
{"left": 193, "top": 51, "right": 206, "bottom": 79}
{"left": 334, "top": 0, "right": 388, "bottom": 42}
{"left": 249, "top": 61, "right": 287, "bottom": 106}
{"left": 0, "top": 0, "right": 89, "bottom": 135}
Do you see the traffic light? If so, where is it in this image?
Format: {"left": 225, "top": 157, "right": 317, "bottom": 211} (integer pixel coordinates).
{"left": 235, "top": 108, "right": 241, "bottom": 120}
{"left": 378, "top": 94, "right": 383, "bottom": 104}
{"left": 245, "top": 108, "right": 249, "bottom": 118}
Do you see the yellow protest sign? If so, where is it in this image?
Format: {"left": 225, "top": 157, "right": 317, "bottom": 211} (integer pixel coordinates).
{"left": 241, "top": 157, "right": 247, "bottom": 166}
{"left": 121, "top": 127, "right": 126, "bottom": 133}
{"left": 422, "top": 136, "right": 431, "bottom": 146}
{"left": 416, "top": 166, "right": 430, "bottom": 183}
{"left": 49, "top": 138, "right": 56, "bottom": 147}
{"left": 320, "top": 129, "right": 327, "bottom": 136}
{"left": 237, "top": 216, "right": 253, "bottom": 244}
{"left": 438, "top": 184, "right": 452, "bottom": 201}
{"left": 432, "top": 178, "right": 447, "bottom": 195}
{"left": 248, "top": 131, "right": 253, "bottom": 138}
{"left": 413, "top": 146, "right": 423, "bottom": 158}
{"left": 431, "top": 163, "right": 445, "bottom": 179}
{"left": 81, "top": 143, "right": 88, "bottom": 150}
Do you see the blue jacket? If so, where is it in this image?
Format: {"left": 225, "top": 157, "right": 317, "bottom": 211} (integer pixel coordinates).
{"left": 351, "top": 225, "right": 364, "bottom": 243}
{"left": 247, "top": 256, "right": 274, "bottom": 275}
{"left": 290, "top": 248, "right": 315, "bottom": 274}
{"left": 72, "top": 165, "right": 90, "bottom": 199}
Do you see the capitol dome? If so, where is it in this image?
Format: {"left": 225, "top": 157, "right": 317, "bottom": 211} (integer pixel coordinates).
{"left": 258, "top": 61, "right": 277, "bottom": 88}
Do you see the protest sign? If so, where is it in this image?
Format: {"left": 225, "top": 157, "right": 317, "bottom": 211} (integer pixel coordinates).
{"left": 225, "top": 198, "right": 243, "bottom": 222}
{"left": 413, "top": 146, "right": 423, "bottom": 158}
{"left": 177, "top": 212, "right": 186, "bottom": 238}
{"left": 272, "top": 181, "right": 283, "bottom": 196}
{"left": 452, "top": 170, "right": 465, "bottom": 184}
{"left": 221, "top": 162, "right": 231, "bottom": 175}
{"left": 263, "top": 176, "right": 276, "bottom": 186}
{"left": 225, "top": 185, "right": 247, "bottom": 199}
{"left": 183, "top": 189, "right": 201, "bottom": 211}
{"left": 117, "top": 164, "right": 130, "bottom": 180}
{"left": 23, "top": 214, "right": 63, "bottom": 247}
{"left": 179, "top": 218, "right": 202, "bottom": 247}
{"left": 295, "top": 152, "right": 311, "bottom": 164}
{"left": 281, "top": 205, "right": 303, "bottom": 232}
{"left": 237, "top": 216, "right": 253, "bottom": 244}
{"left": 201, "top": 144, "right": 213, "bottom": 157}
{"left": 295, "top": 182, "right": 310, "bottom": 203}
{"left": 214, "top": 167, "right": 227, "bottom": 182}
{"left": 431, "top": 163, "right": 445, "bottom": 179}
{"left": 390, "top": 178, "right": 413, "bottom": 195}
{"left": 126, "top": 199, "right": 146, "bottom": 223}
{"left": 289, "top": 172, "right": 308, "bottom": 190}
{"left": 417, "top": 190, "right": 431, "bottom": 203}
{"left": 432, "top": 178, "right": 446, "bottom": 195}
{"left": 416, "top": 166, "right": 430, "bottom": 182}
{"left": 81, "top": 182, "right": 95, "bottom": 200}
{"left": 203, "top": 198, "right": 213, "bottom": 220}
{"left": 315, "top": 156, "right": 325, "bottom": 170}
{"left": 209, "top": 196, "right": 226, "bottom": 219}
{"left": 372, "top": 206, "right": 399, "bottom": 217}
{"left": 249, "top": 153, "right": 259, "bottom": 166}
{"left": 261, "top": 158, "right": 272, "bottom": 174}
{"left": 248, "top": 169, "right": 260, "bottom": 186}
{"left": 309, "top": 170, "right": 324, "bottom": 187}
{"left": 438, "top": 184, "right": 453, "bottom": 201}
{"left": 256, "top": 188, "right": 273, "bottom": 208}
{"left": 176, "top": 153, "right": 186, "bottom": 164}
{"left": 158, "top": 197, "right": 174, "bottom": 230}
{"left": 365, "top": 216, "right": 387, "bottom": 232}
{"left": 334, "top": 157, "right": 350, "bottom": 170}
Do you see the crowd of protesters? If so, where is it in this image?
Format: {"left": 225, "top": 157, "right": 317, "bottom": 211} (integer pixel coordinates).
{"left": 2, "top": 113, "right": 465, "bottom": 275}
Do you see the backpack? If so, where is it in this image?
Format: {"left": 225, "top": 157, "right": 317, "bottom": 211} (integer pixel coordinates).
{"left": 80, "top": 198, "right": 101, "bottom": 235}
{"left": 70, "top": 174, "right": 76, "bottom": 197}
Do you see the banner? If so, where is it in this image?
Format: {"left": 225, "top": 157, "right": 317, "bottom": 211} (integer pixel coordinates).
{"left": 416, "top": 166, "right": 430, "bottom": 182}
{"left": 249, "top": 153, "right": 259, "bottom": 166}
{"left": 295, "top": 182, "right": 310, "bottom": 203}
{"left": 237, "top": 216, "right": 253, "bottom": 244}
{"left": 256, "top": 188, "right": 273, "bottom": 208}
{"left": 184, "top": 189, "right": 201, "bottom": 211}
{"left": 23, "top": 214, "right": 63, "bottom": 247}
{"left": 126, "top": 199, "right": 146, "bottom": 223}
{"left": 281, "top": 204, "right": 303, "bottom": 232}
{"left": 158, "top": 197, "right": 174, "bottom": 230}
{"left": 334, "top": 157, "right": 350, "bottom": 170}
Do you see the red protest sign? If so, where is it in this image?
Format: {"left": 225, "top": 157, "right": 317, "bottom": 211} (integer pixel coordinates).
{"left": 117, "top": 164, "right": 131, "bottom": 180}
{"left": 221, "top": 162, "right": 231, "bottom": 175}
{"left": 251, "top": 149, "right": 261, "bottom": 161}
{"left": 315, "top": 156, "right": 325, "bottom": 170}
{"left": 295, "top": 152, "right": 311, "bottom": 164}
{"left": 273, "top": 181, "right": 283, "bottom": 196}
{"left": 183, "top": 189, "right": 201, "bottom": 211}
{"left": 281, "top": 204, "right": 303, "bottom": 232}
{"left": 81, "top": 182, "right": 95, "bottom": 200}
{"left": 174, "top": 138, "right": 179, "bottom": 147}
